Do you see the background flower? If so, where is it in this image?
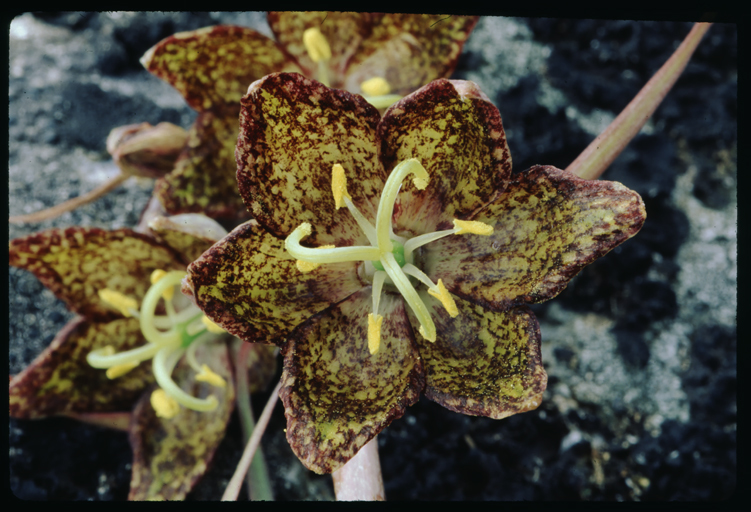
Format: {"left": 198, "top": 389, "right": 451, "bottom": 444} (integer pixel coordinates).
{"left": 9, "top": 13, "right": 736, "bottom": 500}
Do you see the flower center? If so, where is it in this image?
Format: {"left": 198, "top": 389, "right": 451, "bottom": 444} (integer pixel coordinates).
{"left": 87, "top": 270, "right": 228, "bottom": 418}
{"left": 285, "top": 159, "right": 493, "bottom": 355}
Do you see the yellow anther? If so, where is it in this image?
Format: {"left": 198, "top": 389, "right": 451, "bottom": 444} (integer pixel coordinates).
{"left": 150, "top": 268, "right": 174, "bottom": 301}
{"left": 453, "top": 219, "right": 494, "bottom": 236}
{"left": 296, "top": 260, "right": 321, "bottom": 273}
{"left": 368, "top": 313, "right": 384, "bottom": 355}
{"left": 106, "top": 361, "right": 139, "bottom": 379}
{"left": 413, "top": 177, "right": 429, "bottom": 190}
{"left": 150, "top": 388, "right": 180, "bottom": 419}
{"left": 331, "top": 163, "right": 351, "bottom": 209}
{"left": 100, "top": 345, "right": 116, "bottom": 356}
{"left": 98, "top": 289, "right": 138, "bottom": 317}
{"left": 427, "top": 279, "right": 459, "bottom": 318}
{"left": 201, "top": 315, "right": 225, "bottom": 334}
{"left": 195, "top": 364, "right": 227, "bottom": 388}
{"left": 303, "top": 27, "right": 331, "bottom": 62}
{"left": 360, "top": 77, "right": 392, "bottom": 96}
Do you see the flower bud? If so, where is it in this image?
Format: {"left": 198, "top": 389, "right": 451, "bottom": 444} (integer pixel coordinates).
{"left": 106, "top": 122, "right": 188, "bottom": 178}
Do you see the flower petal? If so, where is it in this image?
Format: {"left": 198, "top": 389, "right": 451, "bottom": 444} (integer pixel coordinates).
{"left": 9, "top": 227, "right": 184, "bottom": 321}
{"left": 280, "top": 288, "right": 424, "bottom": 474}
{"left": 426, "top": 165, "right": 647, "bottom": 310}
{"left": 380, "top": 79, "right": 512, "bottom": 235}
{"left": 237, "top": 72, "right": 384, "bottom": 245}
{"left": 343, "top": 14, "right": 479, "bottom": 96}
{"left": 184, "top": 220, "right": 364, "bottom": 347}
{"left": 267, "top": 12, "right": 373, "bottom": 88}
{"left": 153, "top": 109, "right": 248, "bottom": 220}
{"left": 141, "top": 25, "right": 302, "bottom": 112}
{"left": 9, "top": 317, "right": 154, "bottom": 418}
{"left": 410, "top": 293, "right": 546, "bottom": 419}
{"left": 128, "top": 341, "right": 234, "bottom": 500}
{"left": 148, "top": 213, "right": 228, "bottom": 264}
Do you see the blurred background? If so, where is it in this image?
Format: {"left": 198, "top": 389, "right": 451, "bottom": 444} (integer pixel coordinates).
{"left": 8, "top": 12, "right": 736, "bottom": 500}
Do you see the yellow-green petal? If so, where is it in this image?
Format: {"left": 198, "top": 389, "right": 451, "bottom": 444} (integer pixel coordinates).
{"left": 9, "top": 317, "right": 154, "bottom": 418}
{"left": 148, "top": 213, "right": 228, "bottom": 264}
{"left": 141, "top": 25, "right": 303, "bottom": 112}
{"left": 410, "top": 293, "right": 547, "bottom": 419}
{"left": 425, "top": 165, "right": 647, "bottom": 310}
{"left": 380, "top": 79, "right": 512, "bottom": 235}
{"left": 280, "top": 288, "right": 424, "bottom": 474}
{"left": 9, "top": 227, "right": 184, "bottom": 322}
{"left": 154, "top": 109, "right": 248, "bottom": 221}
{"left": 184, "top": 220, "right": 364, "bottom": 346}
{"left": 128, "top": 341, "right": 234, "bottom": 500}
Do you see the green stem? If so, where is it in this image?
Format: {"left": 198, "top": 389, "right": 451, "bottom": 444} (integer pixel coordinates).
{"left": 566, "top": 22, "right": 712, "bottom": 180}
{"left": 235, "top": 341, "right": 274, "bottom": 501}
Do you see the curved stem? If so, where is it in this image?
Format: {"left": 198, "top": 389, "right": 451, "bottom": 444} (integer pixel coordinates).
{"left": 566, "top": 22, "right": 712, "bottom": 180}
{"left": 332, "top": 436, "right": 385, "bottom": 501}
{"left": 9, "top": 173, "right": 130, "bottom": 224}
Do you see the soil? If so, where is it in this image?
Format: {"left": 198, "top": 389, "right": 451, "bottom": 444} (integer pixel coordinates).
{"left": 8, "top": 12, "right": 737, "bottom": 501}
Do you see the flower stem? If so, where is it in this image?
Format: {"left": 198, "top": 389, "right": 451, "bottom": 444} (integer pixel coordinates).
{"left": 8, "top": 172, "right": 130, "bottom": 224}
{"left": 222, "top": 379, "right": 281, "bottom": 501}
{"left": 332, "top": 436, "right": 385, "bottom": 501}
{"left": 566, "top": 22, "right": 712, "bottom": 180}
{"left": 235, "top": 342, "right": 274, "bottom": 501}
{"left": 63, "top": 411, "right": 132, "bottom": 431}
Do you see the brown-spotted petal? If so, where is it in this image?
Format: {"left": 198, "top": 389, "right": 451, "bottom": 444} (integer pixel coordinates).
{"left": 237, "top": 72, "right": 384, "bottom": 245}
{"left": 148, "top": 213, "right": 228, "bottom": 265}
{"left": 128, "top": 341, "right": 234, "bottom": 500}
{"left": 425, "top": 165, "right": 647, "bottom": 310}
{"left": 267, "top": 12, "right": 374, "bottom": 88}
{"left": 380, "top": 79, "right": 511, "bottom": 235}
{"left": 343, "top": 14, "right": 479, "bottom": 96}
{"left": 184, "top": 220, "right": 364, "bottom": 347}
{"left": 410, "top": 293, "right": 546, "bottom": 419}
{"left": 9, "top": 227, "right": 184, "bottom": 322}
{"left": 154, "top": 108, "right": 248, "bottom": 221}
{"left": 141, "top": 25, "right": 302, "bottom": 112}
{"left": 280, "top": 288, "right": 424, "bottom": 474}
{"left": 9, "top": 317, "right": 154, "bottom": 419}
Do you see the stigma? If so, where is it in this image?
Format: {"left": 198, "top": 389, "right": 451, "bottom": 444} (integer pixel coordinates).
{"left": 285, "top": 159, "right": 493, "bottom": 355}
{"left": 87, "top": 269, "right": 228, "bottom": 418}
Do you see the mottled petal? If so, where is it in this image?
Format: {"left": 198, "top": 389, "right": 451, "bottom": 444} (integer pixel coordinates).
{"left": 9, "top": 227, "right": 184, "bottom": 322}
{"left": 267, "top": 12, "right": 373, "bottom": 88}
{"left": 426, "top": 165, "right": 647, "bottom": 310}
{"left": 237, "top": 72, "right": 384, "bottom": 245}
{"left": 380, "top": 79, "right": 512, "bottom": 235}
{"left": 141, "top": 25, "right": 302, "bottom": 112}
{"left": 410, "top": 293, "right": 546, "bottom": 419}
{"left": 154, "top": 109, "right": 248, "bottom": 220}
{"left": 280, "top": 289, "right": 424, "bottom": 474}
{"left": 344, "top": 14, "right": 479, "bottom": 96}
{"left": 9, "top": 317, "right": 154, "bottom": 418}
{"left": 184, "top": 220, "right": 364, "bottom": 346}
{"left": 148, "top": 213, "right": 228, "bottom": 264}
{"left": 128, "top": 341, "right": 234, "bottom": 500}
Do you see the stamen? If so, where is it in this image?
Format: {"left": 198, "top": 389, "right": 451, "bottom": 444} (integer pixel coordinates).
{"left": 360, "top": 77, "right": 391, "bottom": 96}
{"left": 201, "top": 315, "right": 225, "bottom": 334}
{"left": 151, "top": 388, "right": 180, "bottom": 419}
{"left": 403, "top": 218, "right": 494, "bottom": 261}
{"left": 150, "top": 269, "right": 174, "bottom": 301}
{"left": 153, "top": 346, "right": 218, "bottom": 412}
{"left": 195, "top": 364, "right": 227, "bottom": 388}
{"left": 285, "top": 223, "right": 380, "bottom": 263}
{"left": 105, "top": 361, "right": 139, "bottom": 379}
{"left": 367, "top": 314, "right": 383, "bottom": 355}
{"left": 427, "top": 279, "right": 459, "bottom": 318}
{"left": 331, "top": 164, "right": 351, "bottom": 209}
{"left": 452, "top": 219, "right": 494, "bottom": 236}
{"left": 98, "top": 289, "right": 138, "bottom": 317}
{"left": 362, "top": 94, "right": 404, "bottom": 110}
{"left": 302, "top": 27, "right": 331, "bottom": 62}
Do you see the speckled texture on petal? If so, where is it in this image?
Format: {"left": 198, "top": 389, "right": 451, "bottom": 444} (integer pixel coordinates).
{"left": 9, "top": 317, "right": 154, "bottom": 419}
{"left": 236, "top": 72, "right": 384, "bottom": 245}
{"left": 343, "top": 14, "right": 479, "bottom": 96}
{"left": 148, "top": 213, "right": 228, "bottom": 265}
{"left": 267, "top": 12, "right": 373, "bottom": 88}
{"left": 380, "top": 79, "right": 511, "bottom": 235}
{"left": 184, "top": 220, "right": 364, "bottom": 347}
{"left": 280, "top": 288, "right": 424, "bottom": 474}
{"left": 9, "top": 227, "right": 184, "bottom": 322}
{"left": 128, "top": 341, "right": 234, "bottom": 501}
{"left": 154, "top": 109, "right": 248, "bottom": 220}
{"left": 425, "top": 165, "right": 647, "bottom": 311}
{"left": 410, "top": 293, "right": 546, "bottom": 419}
{"left": 141, "top": 25, "right": 302, "bottom": 112}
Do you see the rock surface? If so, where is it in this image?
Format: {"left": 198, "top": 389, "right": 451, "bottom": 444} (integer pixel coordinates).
{"left": 9, "top": 12, "right": 736, "bottom": 501}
